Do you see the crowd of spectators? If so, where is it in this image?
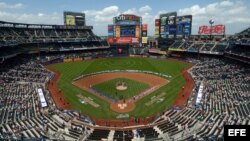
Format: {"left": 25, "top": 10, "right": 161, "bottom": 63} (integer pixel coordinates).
{"left": 188, "top": 59, "right": 250, "bottom": 115}
{"left": 0, "top": 26, "right": 102, "bottom": 46}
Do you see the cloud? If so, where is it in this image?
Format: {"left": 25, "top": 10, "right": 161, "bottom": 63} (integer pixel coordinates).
{"left": 38, "top": 13, "right": 44, "bottom": 17}
{"left": 0, "top": 2, "right": 61, "bottom": 24}
{"left": 83, "top": 5, "right": 154, "bottom": 35}
{"left": 0, "top": 11, "right": 62, "bottom": 25}
{"left": 139, "top": 5, "right": 152, "bottom": 13}
{"left": 84, "top": 6, "right": 119, "bottom": 23}
{"left": 123, "top": 8, "right": 137, "bottom": 14}
{"left": 178, "top": 0, "right": 250, "bottom": 34}
{"left": 0, "top": 2, "right": 23, "bottom": 9}
{"left": 220, "top": 1, "right": 234, "bottom": 7}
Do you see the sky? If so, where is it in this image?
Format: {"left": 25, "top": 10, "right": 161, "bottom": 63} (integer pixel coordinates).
{"left": 0, "top": 0, "right": 250, "bottom": 36}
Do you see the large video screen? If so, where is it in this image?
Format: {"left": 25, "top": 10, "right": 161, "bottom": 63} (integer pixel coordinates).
{"left": 64, "top": 11, "right": 85, "bottom": 26}
{"left": 120, "top": 26, "right": 135, "bottom": 37}
{"left": 176, "top": 15, "right": 192, "bottom": 35}
{"left": 160, "top": 12, "right": 177, "bottom": 36}
{"left": 65, "top": 15, "right": 75, "bottom": 26}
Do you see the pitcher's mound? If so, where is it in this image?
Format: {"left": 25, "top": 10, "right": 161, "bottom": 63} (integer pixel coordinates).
{"left": 110, "top": 100, "right": 135, "bottom": 113}
{"left": 116, "top": 81, "right": 128, "bottom": 91}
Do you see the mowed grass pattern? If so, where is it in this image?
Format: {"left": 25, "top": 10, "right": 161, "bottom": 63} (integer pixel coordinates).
{"left": 48, "top": 57, "right": 191, "bottom": 119}
{"left": 93, "top": 78, "right": 149, "bottom": 101}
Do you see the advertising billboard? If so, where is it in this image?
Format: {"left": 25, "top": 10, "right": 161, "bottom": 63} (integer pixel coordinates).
{"left": 141, "top": 37, "right": 148, "bottom": 44}
{"left": 160, "top": 12, "right": 177, "bottom": 27}
{"left": 114, "top": 14, "right": 141, "bottom": 25}
{"left": 155, "top": 26, "right": 160, "bottom": 35}
{"left": 135, "top": 26, "right": 140, "bottom": 38}
{"left": 160, "top": 26, "right": 166, "bottom": 34}
{"left": 65, "top": 15, "right": 75, "bottom": 25}
{"left": 142, "top": 24, "right": 147, "bottom": 31}
{"left": 168, "top": 16, "right": 176, "bottom": 25}
{"left": 176, "top": 15, "right": 192, "bottom": 35}
{"left": 141, "top": 24, "right": 147, "bottom": 37}
{"left": 213, "top": 24, "right": 225, "bottom": 34}
{"left": 108, "top": 32, "right": 114, "bottom": 36}
{"left": 115, "top": 26, "right": 120, "bottom": 37}
{"left": 142, "top": 31, "right": 147, "bottom": 37}
{"left": 108, "top": 37, "right": 140, "bottom": 44}
{"left": 155, "top": 19, "right": 160, "bottom": 36}
{"left": 115, "top": 37, "right": 133, "bottom": 44}
{"left": 165, "top": 25, "right": 169, "bottom": 35}
{"left": 167, "top": 15, "right": 176, "bottom": 35}
{"left": 108, "top": 25, "right": 113, "bottom": 30}
{"left": 131, "top": 37, "right": 140, "bottom": 43}
{"left": 169, "top": 25, "right": 176, "bottom": 35}
{"left": 148, "top": 49, "right": 167, "bottom": 55}
{"left": 155, "top": 19, "right": 160, "bottom": 26}
{"left": 107, "top": 37, "right": 115, "bottom": 44}
{"left": 108, "top": 25, "right": 114, "bottom": 37}
{"left": 198, "top": 26, "right": 210, "bottom": 34}
{"left": 159, "top": 12, "right": 177, "bottom": 36}
{"left": 198, "top": 24, "right": 225, "bottom": 35}
{"left": 160, "top": 17, "right": 167, "bottom": 25}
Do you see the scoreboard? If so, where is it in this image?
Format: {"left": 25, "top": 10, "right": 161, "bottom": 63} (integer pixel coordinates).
{"left": 120, "top": 26, "right": 135, "bottom": 37}
{"left": 64, "top": 11, "right": 85, "bottom": 26}
{"left": 108, "top": 14, "right": 148, "bottom": 45}
{"left": 158, "top": 12, "right": 192, "bottom": 38}
{"left": 176, "top": 15, "right": 192, "bottom": 35}
{"left": 160, "top": 12, "right": 177, "bottom": 37}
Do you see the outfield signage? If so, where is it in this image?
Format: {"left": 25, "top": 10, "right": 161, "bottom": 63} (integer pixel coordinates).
{"left": 115, "top": 21, "right": 140, "bottom": 25}
{"left": 168, "top": 48, "right": 185, "bottom": 52}
{"left": 198, "top": 24, "right": 225, "bottom": 35}
{"left": 115, "top": 26, "right": 120, "bottom": 37}
{"left": 107, "top": 37, "right": 115, "bottom": 44}
{"left": 157, "top": 12, "right": 192, "bottom": 37}
{"left": 142, "top": 24, "right": 147, "bottom": 31}
{"left": 108, "top": 25, "right": 114, "bottom": 37}
{"left": 148, "top": 49, "right": 167, "bottom": 55}
{"left": 108, "top": 37, "right": 140, "bottom": 44}
{"left": 141, "top": 37, "right": 148, "bottom": 44}
{"left": 114, "top": 14, "right": 141, "bottom": 25}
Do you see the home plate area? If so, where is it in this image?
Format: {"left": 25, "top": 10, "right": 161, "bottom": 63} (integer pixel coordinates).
{"left": 110, "top": 100, "right": 135, "bottom": 113}
{"left": 118, "top": 103, "right": 127, "bottom": 109}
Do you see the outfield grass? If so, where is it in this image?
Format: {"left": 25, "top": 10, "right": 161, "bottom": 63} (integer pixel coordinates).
{"left": 93, "top": 78, "right": 149, "bottom": 101}
{"left": 48, "top": 57, "right": 191, "bottom": 119}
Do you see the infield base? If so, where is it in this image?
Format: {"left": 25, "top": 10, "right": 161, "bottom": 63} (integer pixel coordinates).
{"left": 110, "top": 101, "right": 135, "bottom": 113}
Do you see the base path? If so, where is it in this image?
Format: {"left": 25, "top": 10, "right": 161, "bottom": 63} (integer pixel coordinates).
{"left": 46, "top": 68, "right": 71, "bottom": 110}
{"left": 73, "top": 72, "right": 168, "bottom": 113}
{"left": 173, "top": 67, "right": 194, "bottom": 108}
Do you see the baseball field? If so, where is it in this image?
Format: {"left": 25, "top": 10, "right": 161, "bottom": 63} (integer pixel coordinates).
{"left": 48, "top": 57, "right": 191, "bottom": 119}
